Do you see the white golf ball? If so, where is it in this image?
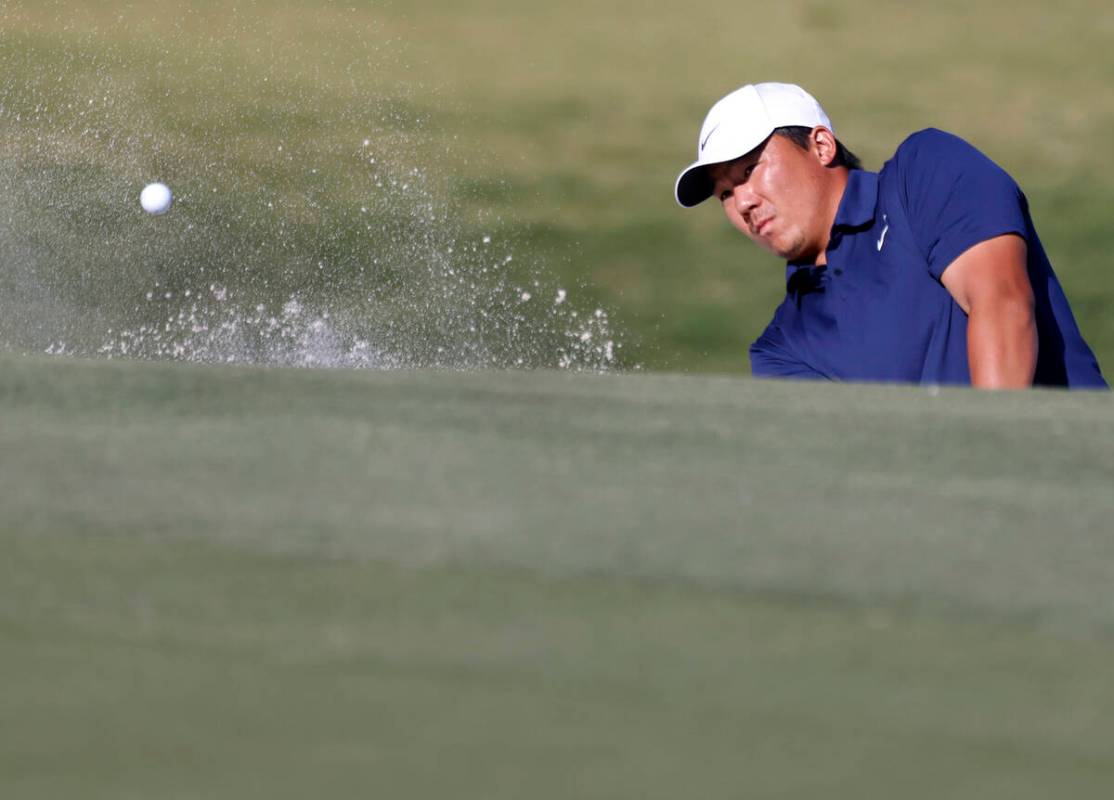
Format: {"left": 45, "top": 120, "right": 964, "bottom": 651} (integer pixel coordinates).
{"left": 140, "top": 182, "right": 173, "bottom": 215}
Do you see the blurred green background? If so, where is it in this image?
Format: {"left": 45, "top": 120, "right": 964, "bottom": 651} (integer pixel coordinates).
{"left": 2, "top": 0, "right": 1111, "bottom": 373}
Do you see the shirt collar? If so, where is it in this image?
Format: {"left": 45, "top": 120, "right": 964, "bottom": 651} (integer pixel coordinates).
{"left": 831, "top": 169, "right": 879, "bottom": 230}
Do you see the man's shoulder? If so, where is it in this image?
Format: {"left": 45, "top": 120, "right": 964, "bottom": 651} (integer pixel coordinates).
{"left": 880, "top": 128, "right": 1018, "bottom": 197}
{"left": 882, "top": 129, "right": 1015, "bottom": 179}
{"left": 895, "top": 127, "right": 974, "bottom": 153}
{"left": 885, "top": 128, "right": 991, "bottom": 171}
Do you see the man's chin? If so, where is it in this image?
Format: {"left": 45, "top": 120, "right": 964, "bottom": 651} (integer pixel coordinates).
{"left": 770, "top": 237, "right": 812, "bottom": 263}
{"left": 768, "top": 241, "right": 800, "bottom": 260}
{"left": 749, "top": 230, "right": 806, "bottom": 261}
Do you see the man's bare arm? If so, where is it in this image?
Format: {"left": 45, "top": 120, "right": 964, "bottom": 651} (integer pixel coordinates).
{"left": 939, "top": 234, "right": 1037, "bottom": 388}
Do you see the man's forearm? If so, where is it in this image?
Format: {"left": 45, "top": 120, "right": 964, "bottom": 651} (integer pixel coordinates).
{"left": 966, "top": 299, "right": 1037, "bottom": 388}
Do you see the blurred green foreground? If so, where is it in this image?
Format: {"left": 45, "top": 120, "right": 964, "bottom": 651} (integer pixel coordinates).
{"left": 2, "top": 355, "right": 1113, "bottom": 798}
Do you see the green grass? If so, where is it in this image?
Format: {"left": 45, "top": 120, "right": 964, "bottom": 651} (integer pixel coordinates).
{"left": 3, "top": 354, "right": 1114, "bottom": 797}
{"left": 1, "top": 0, "right": 1113, "bottom": 371}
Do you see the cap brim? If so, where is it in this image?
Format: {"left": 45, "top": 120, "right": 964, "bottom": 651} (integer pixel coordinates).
{"left": 674, "top": 162, "right": 714, "bottom": 208}
{"left": 674, "top": 133, "right": 769, "bottom": 208}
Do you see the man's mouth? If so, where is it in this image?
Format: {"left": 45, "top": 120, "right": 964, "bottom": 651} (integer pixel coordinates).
{"left": 752, "top": 217, "right": 772, "bottom": 236}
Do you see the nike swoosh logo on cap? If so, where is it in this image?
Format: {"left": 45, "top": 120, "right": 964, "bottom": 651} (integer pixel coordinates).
{"left": 700, "top": 123, "right": 721, "bottom": 152}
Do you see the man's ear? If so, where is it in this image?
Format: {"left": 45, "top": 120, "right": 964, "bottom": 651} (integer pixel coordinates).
{"left": 811, "top": 127, "right": 839, "bottom": 167}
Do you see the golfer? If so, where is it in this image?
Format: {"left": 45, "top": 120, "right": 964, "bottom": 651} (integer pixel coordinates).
{"left": 675, "top": 82, "right": 1107, "bottom": 388}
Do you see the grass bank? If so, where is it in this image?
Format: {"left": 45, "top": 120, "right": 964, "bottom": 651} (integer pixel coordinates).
{"left": 3, "top": 354, "right": 1114, "bottom": 796}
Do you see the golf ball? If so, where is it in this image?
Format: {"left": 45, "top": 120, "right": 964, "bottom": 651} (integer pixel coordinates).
{"left": 140, "top": 182, "right": 173, "bottom": 215}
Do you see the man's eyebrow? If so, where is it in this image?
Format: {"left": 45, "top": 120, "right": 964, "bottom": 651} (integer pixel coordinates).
{"left": 731, "top": 148, "right": 763, "bottom": 170}
{"left": 716, "top": 156, "right": 754, "bottom": 182}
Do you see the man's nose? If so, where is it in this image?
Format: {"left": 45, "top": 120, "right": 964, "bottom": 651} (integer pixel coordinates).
{"left": 732, "top": 185, "right": 757, "bottom": 216}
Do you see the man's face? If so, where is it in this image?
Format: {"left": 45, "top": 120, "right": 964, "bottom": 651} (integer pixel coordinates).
{"left": 707, "top": 132, "right": 833, "bottom": 264}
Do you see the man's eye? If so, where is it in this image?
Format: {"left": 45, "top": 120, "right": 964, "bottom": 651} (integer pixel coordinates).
{"left": 719, "top": 190, "right": 731, "bottom": 202}
{"left": 744, "top": 164, "right": 756, "bottom": 178}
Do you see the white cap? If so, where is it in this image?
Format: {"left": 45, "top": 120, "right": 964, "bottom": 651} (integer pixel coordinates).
{"left": 674, "top": 82, "right": 833, "bottom": 207}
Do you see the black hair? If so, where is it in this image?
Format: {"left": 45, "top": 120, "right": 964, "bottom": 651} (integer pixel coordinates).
{"left": 772, "top": 125, "right": 862, "bottom": 171}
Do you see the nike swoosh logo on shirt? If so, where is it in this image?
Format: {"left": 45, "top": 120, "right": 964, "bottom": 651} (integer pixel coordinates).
{"left": 876, "top": 215, "right": 889, "bottom": 251}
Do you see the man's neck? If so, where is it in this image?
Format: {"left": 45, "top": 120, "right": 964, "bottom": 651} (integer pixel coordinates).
{"left": 811, "top": 167, "right": 851, "bottom": 267}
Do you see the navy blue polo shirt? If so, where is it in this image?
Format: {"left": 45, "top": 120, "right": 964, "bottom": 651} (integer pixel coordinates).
{"left": 749, "top": 128, "right": 1107, "bottom": 388}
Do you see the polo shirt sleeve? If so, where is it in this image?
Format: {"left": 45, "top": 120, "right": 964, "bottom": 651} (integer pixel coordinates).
{"left": 749, "top": 323, "right": 825, "bottom": 379}
{"left": 894, "top": 129, "right": 1029, "bottom": 281}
